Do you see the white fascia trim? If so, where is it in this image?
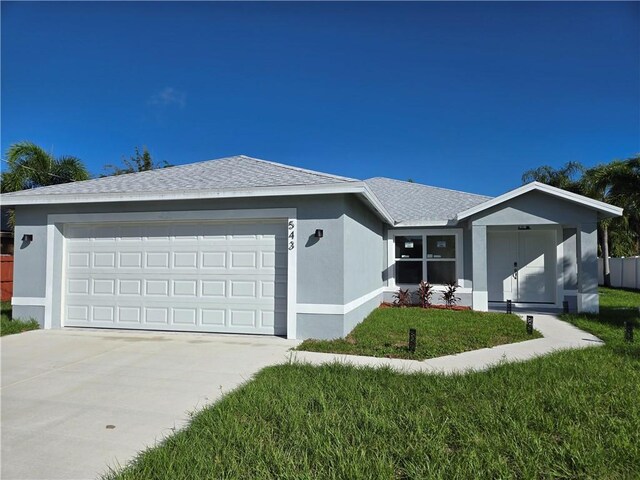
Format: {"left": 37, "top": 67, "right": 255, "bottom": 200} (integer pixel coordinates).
{"left": 12, "top": 297, "right": 47, "bottom": 307}
{"left": 1, "top": 182, "right": 359, "bottom": 206}
{"left": 360, "top": 184, "right": 396, "bottom": 225}
{"left": 457, "top": 181, "right": 623, "bottom": 221}
{"left": 393, "top": 220, "right": 457, "bottom": 227}
{"left": 297, "top": 287, "right": 385, "bottom": 315}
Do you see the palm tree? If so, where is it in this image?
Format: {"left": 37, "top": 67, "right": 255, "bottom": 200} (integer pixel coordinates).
{"left": 580, "top": 160, "right": 635, "bottom": 286}
{"left": 1, "top": 141, "right": 90, "bottom": 193}
{"left": 607, "top": 155, "right": 640, "bottom": 254}
{"left": 521, "top": 161, "right": 584, "bottom": 193}
{"left": 1, "top": 142, "right": 90, "bottom": 230}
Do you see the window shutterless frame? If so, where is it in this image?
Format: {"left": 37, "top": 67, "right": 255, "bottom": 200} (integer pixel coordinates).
{"left": 388, "top": 228, "right": 464, "bottom": 289}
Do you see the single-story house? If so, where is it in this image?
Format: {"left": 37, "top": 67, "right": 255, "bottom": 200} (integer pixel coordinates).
{"left": 1, "top": 155, "right": 622, "bottom": 339}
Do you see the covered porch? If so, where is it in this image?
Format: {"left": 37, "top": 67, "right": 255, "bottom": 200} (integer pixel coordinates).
{"left": 458, "top": 182, "right": 622, "bottom": 314}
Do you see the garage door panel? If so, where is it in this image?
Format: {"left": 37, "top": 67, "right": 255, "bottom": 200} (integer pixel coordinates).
{"left": 202, "top": 309, "right": 225, "bottom": 326}
{"left": 93, "top": 279, "right": 116, "bottom": 295}
{"left": 201, "top": 251, "right": 226, "bottom": 268}
{"left": 119, "top": 307, "right": 141, "bottom": 323}
{"left": 146, "top": 307, "right": 168, "bottom": 324}
{"left": 63, "top": 221, "right": 287, "bottom": 335}
{"left": 93, "top": 306, "right": 115, "bottom": 322}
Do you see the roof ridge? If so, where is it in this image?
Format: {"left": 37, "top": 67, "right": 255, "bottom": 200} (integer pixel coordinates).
{"left": 237, "top": 155, "right": 358, "bottom": 183}
{"left": 366, "top": 177, "right": 492, "bottom": 199}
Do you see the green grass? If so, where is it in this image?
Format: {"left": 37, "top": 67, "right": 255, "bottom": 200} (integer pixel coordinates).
{"left": 561, "top": 286, "right": 640, "bottom": 358}
{"left": 106, "top": 288, "right": 640, "bottom": 480}
{"left": 1, "top": 301, "right": 39, "bottom": 336}
{"left": 296, "top": 307, "right": 541, "bottom": 360}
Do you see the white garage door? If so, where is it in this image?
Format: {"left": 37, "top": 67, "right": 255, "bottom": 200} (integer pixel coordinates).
{"left": 62, "top": 221, "right": 287, "bottom": 335}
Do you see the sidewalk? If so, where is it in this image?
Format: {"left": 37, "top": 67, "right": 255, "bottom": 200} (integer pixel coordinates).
{"left": 290, "top": 313, "right": 604, "bottom": 375}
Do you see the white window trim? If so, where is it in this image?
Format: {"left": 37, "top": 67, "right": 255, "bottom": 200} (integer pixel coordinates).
{"left": 387, "top": 228, "right": 466, "bottom": 291}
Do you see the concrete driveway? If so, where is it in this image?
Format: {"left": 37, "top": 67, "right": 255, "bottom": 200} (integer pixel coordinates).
{"left": 1, "top": 329, "right": 298, "bottom": 480}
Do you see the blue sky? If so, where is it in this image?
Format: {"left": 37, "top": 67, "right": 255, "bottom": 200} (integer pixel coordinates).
{"left": 2, "top": 1, "right": 638, "bottom": 196}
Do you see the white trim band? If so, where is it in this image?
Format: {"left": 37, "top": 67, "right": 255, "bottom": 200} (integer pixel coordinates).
{"left": 11, "top": 297, "right": 47, "bottom": 307}
{"left": 297, "top": 287, "right": 385, "bottom": 315}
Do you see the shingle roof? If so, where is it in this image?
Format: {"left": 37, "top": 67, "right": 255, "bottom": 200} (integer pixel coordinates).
{"left": 1, "top": 154, "right": 495, "bottom": 224}
{"left": 364, "top": 177, "right": 492, "bottom": 224}
{"left": 2, "top": 155, "right": 358, "bottom": 197}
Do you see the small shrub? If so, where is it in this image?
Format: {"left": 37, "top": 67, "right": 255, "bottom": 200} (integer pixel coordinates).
{"left": 441, "top": 282, "right": 460, "bottom": 308}
{"left": 418, "top": 280, "right": 434, "bottom": 308}
{"left": 393, "top": 288, "right": 412, "bottom": 307}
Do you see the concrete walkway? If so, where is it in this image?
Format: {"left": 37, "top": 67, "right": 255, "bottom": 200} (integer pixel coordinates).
{"left": 290, "top": 313, "right": 604, "bottom": 374}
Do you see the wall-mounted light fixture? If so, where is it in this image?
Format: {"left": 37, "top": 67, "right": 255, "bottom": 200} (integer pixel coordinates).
{"left": 314, "top": 229, "right": 324, "bottom": 238}
{"left": 21, "top": 234, "right": 33, "bottom": 242}
{"left": 517, "top": 226, "right": 531, "bottom": 231}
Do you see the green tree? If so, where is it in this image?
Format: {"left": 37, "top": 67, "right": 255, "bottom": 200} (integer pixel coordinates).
{"left": 521, "top": 161, "right": 584, "bottom": 193}
{"left": 103, "top": 146, "right": 170, "bottom": 176}
{"left": 1, "top": 141, "right": 89, "bottom": 193}
{"left": 580, "top": 161, "right": 627, "bottom": 286}
{"left": 607, "top": 155, "right": 640, "bottom": 254}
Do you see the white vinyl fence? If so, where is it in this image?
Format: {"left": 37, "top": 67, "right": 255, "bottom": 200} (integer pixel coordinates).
{"left": 598, "top": 257, "right": 640, "bottom": 290}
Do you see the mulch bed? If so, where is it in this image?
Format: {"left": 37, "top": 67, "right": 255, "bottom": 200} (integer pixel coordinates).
{"left": 380, "top": 302, "right": 471, "bottom": 311}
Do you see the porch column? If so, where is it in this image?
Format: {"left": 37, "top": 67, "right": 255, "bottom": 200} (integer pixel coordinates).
{"left": 576, "top": 222, "right": 599, "bottom": 313}
{"left": 471, "top": 223, "right": 488, "bottom": 311}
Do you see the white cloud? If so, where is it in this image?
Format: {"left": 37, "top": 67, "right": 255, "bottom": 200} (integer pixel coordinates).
{"left": 149, "top": 87, "right": 186, "bottom": 108}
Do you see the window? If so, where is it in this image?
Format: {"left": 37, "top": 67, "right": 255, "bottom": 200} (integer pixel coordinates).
{"left": 394, "top": 236, "right": 422, "bottom": 284}
{"left": 394, "top": 233, "right": 458, "bottom": 285}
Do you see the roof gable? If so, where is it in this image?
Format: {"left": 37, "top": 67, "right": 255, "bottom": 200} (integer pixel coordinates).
{"left": 456, "top": 181, "right": 623, "bottom": 221}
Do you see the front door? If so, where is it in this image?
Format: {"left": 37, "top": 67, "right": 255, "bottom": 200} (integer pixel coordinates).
{"left": 487, "top": 229, "right": 556, "bottom": 303}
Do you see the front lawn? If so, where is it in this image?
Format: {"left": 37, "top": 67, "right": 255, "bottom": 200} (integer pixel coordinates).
{"left": 561, "top": 286, "right": 639, "bottom": 356}
{"left": 105, "top": 288, "right": 640, "bottom": 479}
{"left": 296, "top": 307, "right": 541, "bottom": 360}
{"left": 1, "top": 301, "right": 39, "bottom": 336}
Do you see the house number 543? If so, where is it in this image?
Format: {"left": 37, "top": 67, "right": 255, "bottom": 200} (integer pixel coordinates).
{"left": 288, "top": 221, "right": 295, "bottom": 250}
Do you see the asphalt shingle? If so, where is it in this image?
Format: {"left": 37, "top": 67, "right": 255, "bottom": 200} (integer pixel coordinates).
{"left": 1, "top": 155, "right": 358, "bottom": 197}
{"left": 364, "top": 177, "right": 492, "bottom": 224}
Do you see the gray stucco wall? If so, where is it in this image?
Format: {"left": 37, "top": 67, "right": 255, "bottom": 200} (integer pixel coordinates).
{"left": 14, "top": 194, "right": 347, "bottom": 300}
{"left": 298, "top": 196, "right": 385, "bottom": 339}
{"left": 462, "top": 225, "right": 473, "bottom": 289}
{"left": 343, "top": 295, "right": 381, "bottom": 336}
{"left": 343, "top": 196, "right": 384, "bottom": 303}
{"left": 562, "top": 228, "right": 578, "bottom": 290}
{"left": 11, "top": 305, "right": 45, "bottom": 323}
{"left": 12, "top": 193, "right": 388, "bottom": 339}
{"left": 297, "top": 313, "right": 343, "bottom": 340}
{"left": 470, "top": 190, "right": 597, "bottom": 226}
